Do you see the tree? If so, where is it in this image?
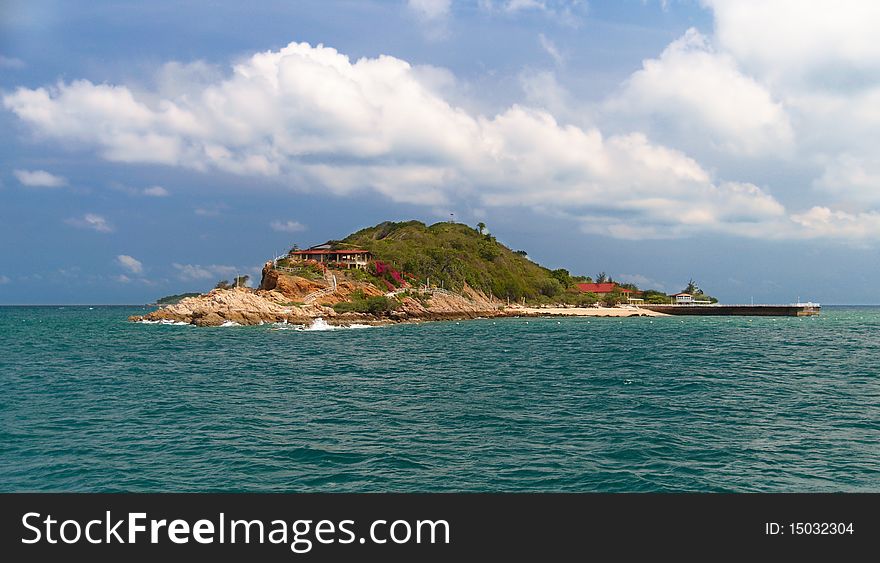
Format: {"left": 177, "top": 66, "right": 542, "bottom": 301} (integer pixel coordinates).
{"left": 538, "top": 278, "right": 563, "bottom": 297}
{"left": 602, "top": 289, "right": 626, "bottom": 306}
{"left": 550, "top": 268, "right": 572, "bottom": 288}
{"left": 215, "top": 280, "right": 231, "bottom": 290}
{"left": 233, "top": 275, "right": 250, "bottom": 288}
{"left": 642, "top": 289, "right": 670, "bottom": 304}
{"left": 596, "top": 272, "right": 608, "bottom": 283}
{"left": 684, "top": 278, "right": 700, "bottom": 295}
{"left": 476, "top": 222, "right": 486, "bottom": 235}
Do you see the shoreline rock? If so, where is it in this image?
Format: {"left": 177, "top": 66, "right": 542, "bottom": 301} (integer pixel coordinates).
{"left": 129, "top": 271, "right": 666, "bottom": 327}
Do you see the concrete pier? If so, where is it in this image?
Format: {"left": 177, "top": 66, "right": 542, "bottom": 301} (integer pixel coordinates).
{"left": 641, "top": 304, "right": 820, "bottom": 317}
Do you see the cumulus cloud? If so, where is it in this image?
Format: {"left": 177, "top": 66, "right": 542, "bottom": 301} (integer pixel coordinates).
{"left": 14, "top": 169, "right": 67, "bottom": 187}
{"left": 2, "top": 40, "right": 794, "bottom": 240}
{"left": 790, "top": 207, "right": 880, "bottom": 240}
{"left": 142, "top": 185, "right": 169, "bottom": 197}
{"left": 172, "top": 263, "right": 239, "bottom": 281}
{"left": 116, "top": 254, "right": 144, "bottom": 274}
{"left": 66, "top": 213, "right": 113, "bottom": 233}
{"left": 705, "top": 0, "right": 880, "bottom": 88}
{"left": 8, "top": 33, "right": 880, "bottom": 242}
{"left": 270, "top": 220, "right": 307, "bottom": 233}
{"left": 609, "top": 28, "right": 793, "bottom": 156}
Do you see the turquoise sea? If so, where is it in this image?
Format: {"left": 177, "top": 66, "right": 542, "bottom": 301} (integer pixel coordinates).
{"left": 1, "top": 305, "right": 878, "bottom": 492}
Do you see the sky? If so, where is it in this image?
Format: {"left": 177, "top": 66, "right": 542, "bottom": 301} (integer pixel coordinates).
{"left": 2, "top": 0, "right": 880, "bottom": 304}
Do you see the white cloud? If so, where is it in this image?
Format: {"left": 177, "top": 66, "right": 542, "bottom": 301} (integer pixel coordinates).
{"left": 705, "top": 0, "right": 880, "bottom": 88}
{"left": 0, "top": 55, "right": 25, "bottom": 69}
{"left": 13, "top": 169, "right": 68, "bottom": 187}
{"left": 407, "top": 0, "right": 452, "bottom": 39}
{"left": 479, "top": 0, "right": 585, "bottom": 25}
{"left": 270, "top": 220, "right": 307, "bottom": 233}
{"left": 116, "top": 254, "right": 144, "bottom": 274}
{"left": 2, "top": 41, "right": 790, "bottom": 239}
{"left": 538, "top": 33, "right": 564, "bottom": 66}
{"left": 0, "top": 275, "right": 10, "bottom": 284}
{"left": 7, "top": 37, "right": 880, "bottom": 242}
{"left": 790, "top": 207, "right": 880, "bottom": 240}
{"left": 172, "top": 263, "right": 239, "bottom": 281}
{"left": 114, "top": 274, "right": 132, "bottom": 283}
{"left": 407, "top": 0, "right": 451, "bottom": 21}
{"left": 609, "top": 28, "right": 793, "bottom": 156}
{"left": 194, "top": 204, "right": 226, "bottom": 217}
{"left": 66, "top": 213, "right": 113, "bottom": 233}
{"left": 142, "top": 185, "right": 169, "bottom": 197}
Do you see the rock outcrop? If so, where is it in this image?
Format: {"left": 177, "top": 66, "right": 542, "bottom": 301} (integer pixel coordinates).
{"left": 130, "top": 270, "right": 504, "bottom": 327}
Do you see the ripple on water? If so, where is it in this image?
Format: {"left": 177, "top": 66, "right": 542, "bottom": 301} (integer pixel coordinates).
{"left": 0, "top": 306, "right": 879, "bottom": 491}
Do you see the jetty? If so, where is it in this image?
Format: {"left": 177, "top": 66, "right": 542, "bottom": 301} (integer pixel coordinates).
{"left": 641, "top": 303, "right": 820, "bottom": 317}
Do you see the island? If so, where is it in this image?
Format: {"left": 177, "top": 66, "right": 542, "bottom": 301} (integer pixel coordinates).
{"left": 129, "top": 220, "right": 817, "bottom": 327}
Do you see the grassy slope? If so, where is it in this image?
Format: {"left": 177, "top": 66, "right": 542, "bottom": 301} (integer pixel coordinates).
{"left": 341, "top": 221, "right": 561, "bottom": 301}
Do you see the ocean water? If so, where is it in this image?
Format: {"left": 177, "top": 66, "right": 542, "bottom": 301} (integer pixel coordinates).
{"left": 1, "top": 305, "right": 878, "bottom": 492}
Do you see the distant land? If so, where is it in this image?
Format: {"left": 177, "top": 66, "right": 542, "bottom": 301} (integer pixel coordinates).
{"left": 137, "top": 220, "right": 689, "bottom": 326}
{"left": 155, "top": 293, "right": 201, "bottom": 305}
{"left": 139, "top": 220, "right": 817, "bottom": 326}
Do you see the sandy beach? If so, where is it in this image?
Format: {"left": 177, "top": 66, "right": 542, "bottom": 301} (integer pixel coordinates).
{"left": 510, "top": 306, "right": 668, "bottom": 317}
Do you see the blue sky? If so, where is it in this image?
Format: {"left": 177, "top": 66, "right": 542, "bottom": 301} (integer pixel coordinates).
{"left": 2, "top": 0, "right": 879, "bottom": 304}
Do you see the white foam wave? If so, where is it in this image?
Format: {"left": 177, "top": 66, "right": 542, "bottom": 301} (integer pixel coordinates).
{"left": 272, "top": 318, "right": 373, "bottom": 331}
{"left": 137, "top": 319, "right": 190, "bottom": 326}
{"left": 220, "top": 320, "right": 240, "bottom": 327}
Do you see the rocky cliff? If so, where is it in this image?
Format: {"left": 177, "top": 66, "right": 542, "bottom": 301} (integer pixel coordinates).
{"left": 130, "top": 266, "right": 504, "bottom": 327}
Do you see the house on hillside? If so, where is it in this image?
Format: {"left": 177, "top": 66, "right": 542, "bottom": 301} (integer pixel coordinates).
{"left": 289, "top": 243, "right": 372, "bottom": 269}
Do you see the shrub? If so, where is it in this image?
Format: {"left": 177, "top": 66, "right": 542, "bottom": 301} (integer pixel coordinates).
{"left": 366, "top": 296, "right": 394, "bottom": 315}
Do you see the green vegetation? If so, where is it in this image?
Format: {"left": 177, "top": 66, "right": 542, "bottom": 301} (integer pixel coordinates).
{"left": 282, "top": 220, "right": 719, "bottom": 308}
{"left": 641, "top": 290, "right": 671, "bottom": 304}
{"left": 682, "top": 279, "right": 719, "bottom": 303}
{"left": 342, "top": 220, "right": 576, "bottom": 302}
{"left": 276, "top": 259, "right": 324, "bottom": 280}
{"left": 156, "top": 293, "right": 200, "bottom": 305}
{"left": 332, "top": 292, "right": 396, "bottom": 315}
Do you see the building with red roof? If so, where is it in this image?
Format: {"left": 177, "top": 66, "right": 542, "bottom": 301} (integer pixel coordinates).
{"left": 289, "top": 243, "right": 372, "bottom": 269}
{"left": 575, "top": 282, "right": 617, "bottom": 295}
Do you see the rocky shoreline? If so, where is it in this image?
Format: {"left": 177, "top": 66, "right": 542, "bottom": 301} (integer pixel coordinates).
{"left": 129, "top": 263, "right": 665, "bottom": 327}
{"left": 128, "top": 288, "right": 663, "bottom": 327}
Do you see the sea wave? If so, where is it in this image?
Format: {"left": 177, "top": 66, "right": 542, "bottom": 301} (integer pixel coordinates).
{"left": 272, "top": 318, "right": 372, "bottom": 331}
{"left": 137, "top": 319, "right": 191, "bottom": 326}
